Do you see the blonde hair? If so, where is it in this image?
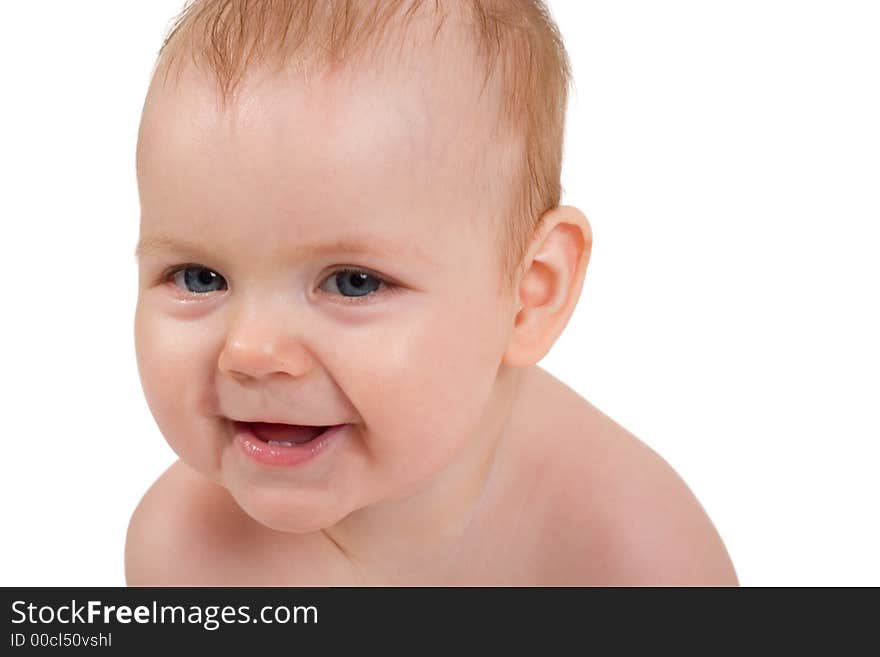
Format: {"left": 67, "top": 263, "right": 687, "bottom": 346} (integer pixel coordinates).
{"left": 151, "top": 0, "right": 572, "bottom": 293}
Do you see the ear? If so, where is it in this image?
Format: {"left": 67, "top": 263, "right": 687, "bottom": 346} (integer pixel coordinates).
{"left": 502, "top": 205, "right": 593, "bottom": 368}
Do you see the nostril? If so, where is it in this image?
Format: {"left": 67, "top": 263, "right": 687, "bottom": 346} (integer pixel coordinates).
{"left": 225, "top": 369, "right": 255, "bottom": 384}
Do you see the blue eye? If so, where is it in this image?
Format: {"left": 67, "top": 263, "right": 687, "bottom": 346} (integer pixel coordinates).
{"left": 159, "top": 264, "right": 397, "bottom": 303}
{"left": 322, "top": 269, "right": 383, "bottom": 299}
{"left": 168, "top": 265, "right": 227, "bottom": 294}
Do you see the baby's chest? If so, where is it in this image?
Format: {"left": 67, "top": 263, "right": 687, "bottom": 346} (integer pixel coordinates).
{"left": 181, "top": 540, "right": 347, "bottom": 586}
{"left": 194, "top": 519, "right": 583, "bottom": 586}
{"left": 172, "top": 510, "right": 350, "bottom": 586}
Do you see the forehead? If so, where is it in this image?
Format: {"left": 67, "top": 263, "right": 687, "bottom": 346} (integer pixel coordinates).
{"left": 136, "top": 20, "right": 515, "bottom": 261}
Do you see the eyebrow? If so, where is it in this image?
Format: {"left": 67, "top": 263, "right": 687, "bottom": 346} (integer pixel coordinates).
{"left": 134, "top": 234, "right": 436, "bottom": 266}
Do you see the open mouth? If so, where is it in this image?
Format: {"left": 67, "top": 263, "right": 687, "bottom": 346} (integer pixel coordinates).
{"left": 235, "top": 421, "right": 332, "bottom": 446}
{"left": 232, "top": 420, "right": 347, "bottom": 467}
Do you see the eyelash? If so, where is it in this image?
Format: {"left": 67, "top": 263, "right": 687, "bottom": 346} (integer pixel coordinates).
{"left": 158, "top": 264, "right": 401, "bottom": 305}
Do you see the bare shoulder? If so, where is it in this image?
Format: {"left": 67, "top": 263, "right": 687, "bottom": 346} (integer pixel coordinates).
{"left": 517, "top": 368, "right": 739, "bottom": 586}
{"left": 124, "top": 460, "right": 257, "bottom": 585}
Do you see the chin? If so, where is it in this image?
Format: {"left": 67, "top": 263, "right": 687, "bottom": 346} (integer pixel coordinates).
{"left": 227, "top": 484, "right": 349, "bottom": 534}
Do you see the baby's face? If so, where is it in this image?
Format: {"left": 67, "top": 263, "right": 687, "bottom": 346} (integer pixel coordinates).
{"left": 134, "top": 43, "right": 520, "bottom": 531}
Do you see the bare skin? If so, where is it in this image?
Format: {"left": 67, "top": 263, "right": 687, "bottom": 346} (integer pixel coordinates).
{"left": 127, "top": 13, "right": 738, "bottom": 587}
{"left": 126, "top": 365, "right": 738, "bottom": 586}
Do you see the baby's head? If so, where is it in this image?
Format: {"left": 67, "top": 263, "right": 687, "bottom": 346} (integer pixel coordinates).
{"left": 134, "top": 0, "right": 591, "bottom": 532}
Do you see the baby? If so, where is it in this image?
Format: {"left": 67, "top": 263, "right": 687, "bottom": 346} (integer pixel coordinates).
{"left": 126, "top": 0, "right": 738, "bottom": 586}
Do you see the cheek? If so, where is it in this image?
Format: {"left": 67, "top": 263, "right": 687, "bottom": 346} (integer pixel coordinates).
{"left": 134, "top": 302, "right": 221, "bottom": 466}
{"left": 340, "top": 293, "right": 507, "bottom": 457}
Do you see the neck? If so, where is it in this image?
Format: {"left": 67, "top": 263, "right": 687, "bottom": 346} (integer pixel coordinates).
{"left": 321, "top": 364, "right": 524, "bottom": 584}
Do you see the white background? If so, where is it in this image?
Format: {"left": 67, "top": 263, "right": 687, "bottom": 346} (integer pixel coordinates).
{"left": 1, "top": 1, "right": 877, "bottom": 586}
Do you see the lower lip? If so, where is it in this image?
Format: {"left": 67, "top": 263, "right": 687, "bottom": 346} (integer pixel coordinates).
{"left": 234, "top": 422, "right": 347, "bottom": 467}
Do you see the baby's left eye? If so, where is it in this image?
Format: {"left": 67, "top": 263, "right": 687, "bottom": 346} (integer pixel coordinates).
{"left": 319, "top": 269, "right": 394, "bottom": 302}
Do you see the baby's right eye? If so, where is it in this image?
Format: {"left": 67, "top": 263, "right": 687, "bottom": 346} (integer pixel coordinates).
{"left": 163, "top": 265, "right": 228, "bottom": 294}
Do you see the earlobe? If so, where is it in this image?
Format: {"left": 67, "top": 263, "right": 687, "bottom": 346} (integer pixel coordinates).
{"left": 503, "top": 205, "right": 593, "bottom": 368}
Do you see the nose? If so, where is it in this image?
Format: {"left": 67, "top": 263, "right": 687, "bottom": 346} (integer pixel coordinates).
{"left": 217, "top": 309, "right": 317, "bottom": 382}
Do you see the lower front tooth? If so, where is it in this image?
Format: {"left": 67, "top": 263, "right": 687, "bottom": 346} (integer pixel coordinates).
{"left": 267, "top": 440, "right": 295, "bottom": 447}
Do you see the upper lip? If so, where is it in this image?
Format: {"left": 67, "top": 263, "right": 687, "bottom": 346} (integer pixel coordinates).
{"left": 228, "top": 417, "right": 342, "bottom": 428}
